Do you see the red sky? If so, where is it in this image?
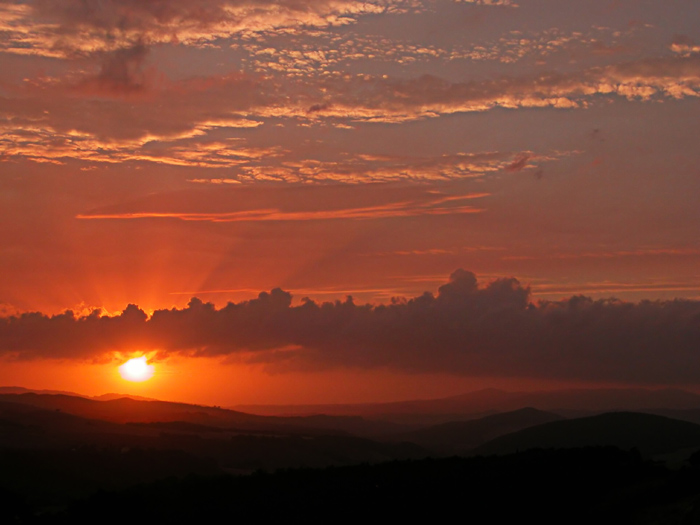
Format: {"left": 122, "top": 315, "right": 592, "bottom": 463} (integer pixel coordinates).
{"left": 1, "top": 0, "right": 700, "bottom": 405}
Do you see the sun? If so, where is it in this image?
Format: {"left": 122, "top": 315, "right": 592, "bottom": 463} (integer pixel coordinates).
{"left": 118, "top": 356, "right": 155, "bottom": 382}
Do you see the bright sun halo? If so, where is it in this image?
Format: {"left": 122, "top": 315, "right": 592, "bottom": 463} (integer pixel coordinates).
{"left": 118, "top": 356, "right": 155, "bottom": 382}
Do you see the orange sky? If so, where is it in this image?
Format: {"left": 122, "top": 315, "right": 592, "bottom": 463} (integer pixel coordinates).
{"left": 0, "top": 356, "right": 658, "bottom": 406}
{"left": 1, "top": 0, "right": 700, "bottom": 404}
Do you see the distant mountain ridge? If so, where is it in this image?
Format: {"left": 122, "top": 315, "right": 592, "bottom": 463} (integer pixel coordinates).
{"left": 0, "top": 391, "right": 411, "bottom": 438}
{"left": 0, "top": 386, "right": 158, "bottom": 402}
{"left": 0, "top": 395, "right": 426, "bottom": 502}
{"left": 398, "top": 407, "right": 564, "bottom": 453}
{"left": 0, "top": 386, "right": 89, "bottom": 397}
{"left": 233, "top": 387, "right": 700, "bottom": 424}
{"left": 7, "top": 386, "right": 700, "bottom": 422}
{"left": 474, "top": 412, "right": 700, "bottom": 457}
{"left": 92, "top": 393, "right": 160, "bottom": 402}
{"left": 5, "top": 386, "right": 700, "bottom": 517}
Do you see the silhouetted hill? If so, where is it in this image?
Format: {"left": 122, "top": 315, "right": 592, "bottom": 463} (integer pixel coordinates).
{"left": 0, "top": 399, "right": 132, "bottom": 448}
{"left": 0, "top": 397, "right": 427, "bottom": 512}
{"left": 644, "top": 408, "right": 700, "bottom": 426}
{"left": 474, "top": 412, "right": 700, "bottom": 457}
{"left": 0, "top": 386, "right": 161, "bottom": 402}
{"left": 0, "top": 448, "right": 221, "bottom": 508}
{"left": 0, "top": 393, "right": 268, "bottom": 425}
{"left": 44, "top": 447, "right": 700, "bottom": 525}
{"left": 233, "top": 387, "right": 700, "bottom": 424}
{"left": 6, "top": 393, "right": 700, "bottom": 523}
{"left": 92, "top": 393, "right": 159, "bottom": 402}
{"left": 398, "top": 407, "right": 564, "bottom": 453}
{"left": 0, "top": 392, "right": 403, "bottom": 437}
{"left": 0, "top": 398, "right": 425, "bottom": 465}
{"left": 0, "top": 386, "right": 86, "bottom": 397}
{"left": 0, "top": 394, "right": 427, "bottom": 486}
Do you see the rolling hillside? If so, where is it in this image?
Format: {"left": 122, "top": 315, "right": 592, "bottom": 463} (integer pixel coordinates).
{"left": 474, "top": 412, "right": 700, "bottom": 457}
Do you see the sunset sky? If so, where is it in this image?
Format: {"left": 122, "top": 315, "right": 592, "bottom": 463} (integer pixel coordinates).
{"left": 1, "top": 0, "right": 700, "bottom": 405}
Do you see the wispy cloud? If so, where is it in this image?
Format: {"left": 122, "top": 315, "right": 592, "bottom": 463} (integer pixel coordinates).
{"left": 0, "top": 0, "right": 399, "bottom": 57}
{"left": 1, "top": 47, "right": 697, "bottom": 169}
{"left": 290, "top": 55, "right": 700, "bottom": 122}
{"left": 503, "top": 248, "right": 700, "bottom": 261}
{"left": 76, "top": 192, "right": 487, "bottom": 222}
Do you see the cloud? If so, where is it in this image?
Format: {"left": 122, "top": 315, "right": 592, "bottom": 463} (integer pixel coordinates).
{"left": 230, "top": 152, "right": 548, "bottom": 183}
{"left": 503, "top": 248, "right": 700, "bottom": 261}
{"left": 1, "top": 49, "right": 698, "bottom": 168}
{"left": 0, "top": 0, "right": 396, "bottom": 57}
{"left": 458, "top": 0, "right": 516, "bottom": 5}
{"left": 504, "top": 154, "right": 531, "bottom": 172}
{"left": 75, "top": 42, "right": 152, "bottom": 97}
{"left": 0, "top": 71, "right": 274, "bottom": 166}
{"left": 295, "top": 55, "right": 700, "bottom": 122}
{"left": 3, "top": 270, "right": 700, "bottom": 385}
{"left": 75, "top": 190, "right": 488, "bottom": 222}
{"left": 529, "top": 281, "right": 700, "bottom": 297}
{"left": 0, "top": 81, "right": 550, "bottom": 181}
{"left": 240, "top": 26, "right": 616, "bottom": 77}
{"left": 671, "top": 35, "right": 700, "bottom": 57}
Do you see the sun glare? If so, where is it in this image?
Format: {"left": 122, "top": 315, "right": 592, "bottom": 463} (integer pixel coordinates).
{"left": 118, "top": 356, "right": 155, "bottom": 382}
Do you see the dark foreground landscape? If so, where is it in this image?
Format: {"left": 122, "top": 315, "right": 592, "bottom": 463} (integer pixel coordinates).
{"left": 4, "top": 387, "right": 700, "bottom": 523}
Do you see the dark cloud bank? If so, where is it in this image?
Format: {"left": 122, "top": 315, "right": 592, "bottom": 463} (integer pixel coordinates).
{"left": 2, "top": 270, "right": 700, "bottom": 385}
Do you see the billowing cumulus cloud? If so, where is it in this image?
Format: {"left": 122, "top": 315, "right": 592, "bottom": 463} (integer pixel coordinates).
{"left": 2, "top": 270, "right": 700, "bottom": 385}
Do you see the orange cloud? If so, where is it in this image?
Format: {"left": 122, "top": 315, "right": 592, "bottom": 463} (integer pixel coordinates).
{"left": 231, "top": 153, "right": 547, "bottom": 183}
{"left": 76, "top": 192, "right": 487, "bottom": 222}
{"left": 0, "top": 0, "right": 394, "bottom": 57}
{"left": 503, "top": 248, "right": 700, "bottom": 261}
{"left": 671, "top": 35, "right": 700, "bottom": 57}
{"left": 1, "top": 49, "right": 698, "bottom": 171}
{"left": 292, "top": 55, "right": 700, "bottom": 122}
{"left": 458, "top": 0, "right": 516, "bottom": 5}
